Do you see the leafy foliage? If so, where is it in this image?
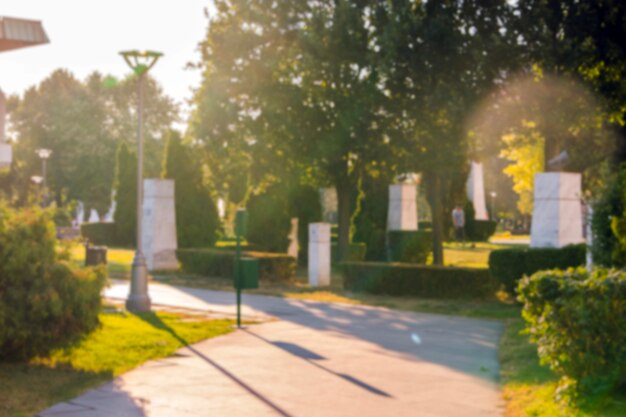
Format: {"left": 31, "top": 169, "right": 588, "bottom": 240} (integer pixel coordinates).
{"left": 518, "top": 267, "right": 626, "bottom": 400}
{"left": 376, "top": 0, "right": 516, "bottom": 264}
{"left": 592, "top": 166, "right": 626, "bottom": 266}
{"left": 162, "top": 130, "right": 220, "bottom": 248}
{"left": 6, "top": 70, "right": 178, "bottom": 213}
{"left": 0, "top": 206, "right": 106, "bottom": 361}
{"left": 500, "top": 126, "right": 544, "bottom": 215}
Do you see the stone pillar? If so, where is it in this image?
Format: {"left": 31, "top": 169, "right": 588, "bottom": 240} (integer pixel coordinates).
{"left": 387, "top": 184, "right": 418, "bottom": 231}
{"left": 0, "top": 89, "right": 12, "bottom": 169}
{"left": 308, "top": 223, "right": 331, "bottom": 287}
{"left": 466, "top": 161, "right": 489, "bottom": 220}
{"left": 142, "top": 179, "right": 178, "bottom": 270}
{"left": 287, "top": 217, "right": 299, "bottom": 260}
{"left": 530, "top": 172, "right": 584, "bottom": 248}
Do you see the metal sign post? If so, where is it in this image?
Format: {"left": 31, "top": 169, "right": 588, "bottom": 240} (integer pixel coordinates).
{"left": 234, "top": 209, "right": 247, "bottom": 328}
{"left": 233, "top": 209, "right": 259, "bottom": 328}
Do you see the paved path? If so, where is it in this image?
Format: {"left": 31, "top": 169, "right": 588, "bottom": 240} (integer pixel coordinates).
{"left": 39, "top": 281, "right": 504, "bottom": 417}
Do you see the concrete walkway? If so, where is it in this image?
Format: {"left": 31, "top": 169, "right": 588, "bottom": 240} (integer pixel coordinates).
{"left": 39, "top": 280, "right": 504, "bottom": 417}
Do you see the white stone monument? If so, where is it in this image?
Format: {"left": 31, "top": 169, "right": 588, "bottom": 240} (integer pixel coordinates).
{"left": 287, "top": 218, "right": 299, "bottom": 259}
{"left": 466, "top": 161, "right": 489, "bottom": 220}
{"left": 0, "top": 89, "right": 12, "bottom": 169}
{"left": 142, "top": 179, "right": 178, "bottom": 271}
{"left": 308, "top": 223, "right": 331, "bottom": 287}
{"left": 88, "top": 209, "right": 100, "bottom": 223}
{"left": 387, "top": 183, "right": 418, "bottom": 231}
{"left": 530, "top": 172, "right": 584, "bottom": 248}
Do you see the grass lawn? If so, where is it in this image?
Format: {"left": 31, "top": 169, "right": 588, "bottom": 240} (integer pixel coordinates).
{"left": 0, "top": 308, "right": 234, "bottom": 417}
{"left": 500, "top": 319, "right": 626, "bottom": 417}
{"left": 67, "top": 243, "right": 133, "bottom": 278}
{"left": 443, "top": 241, "right": 523, "bottom": 268}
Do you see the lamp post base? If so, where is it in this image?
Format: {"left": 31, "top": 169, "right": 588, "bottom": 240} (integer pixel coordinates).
{"left": 126, "top": 252, "right": 151, "bottom": 312}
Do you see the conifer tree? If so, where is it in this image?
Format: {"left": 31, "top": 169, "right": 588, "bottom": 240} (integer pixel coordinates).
{"left": 162, "top": 130, "right": 220, "bottom": 248}
{"left": 113, "top": 142, "right": 137, "bottom": 247}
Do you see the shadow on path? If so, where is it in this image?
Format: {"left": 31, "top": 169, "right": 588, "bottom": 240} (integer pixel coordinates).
{"left": 134, "top": 312, "right": 295, "bottom": 417}
{"left": 244, "top": 329, "right": 392, "bottom": 398}
{"left": 165, "top": 285, "right": 503, "bottom": 382}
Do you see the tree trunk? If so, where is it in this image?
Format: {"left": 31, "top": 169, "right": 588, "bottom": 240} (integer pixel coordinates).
{"left": 544, "top": 136, "right": 560, "bottom": 172}
{"left": 424, "top": 171, "right": 445, "bottom": 265}
{"left": 336, "top": 180, "right": 352, "bottom": 263}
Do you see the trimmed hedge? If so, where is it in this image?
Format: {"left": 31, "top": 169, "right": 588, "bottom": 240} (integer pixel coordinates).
{"left": 342, "top": 262, "right": 497, "bottom": 298}
{"left": 177, "top": 248, "right": 295, "bottom": 282}
{"left": 331, "top": 242, "right": 367, "bottom": 264}
{"left": 387, "top": 230, "right": 432, "bottom": 263}
{"left": 466, "top": 220, "right": 497, "bottom": 241}
{"left": 489, "top": 244, "right": 586, "bottom": 294}
{"left": 518, "top": 267, "right": 626, "bottom": 399}
{"left": 81, "top": 222, "right": 117, "bottom": 246}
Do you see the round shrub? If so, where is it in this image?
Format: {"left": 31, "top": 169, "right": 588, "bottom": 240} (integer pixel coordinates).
{"left": 518, "top": 267, "right": 626, "bottom": 400}
{"left": 0, "top": 206, "right": 107, "bottom": 361}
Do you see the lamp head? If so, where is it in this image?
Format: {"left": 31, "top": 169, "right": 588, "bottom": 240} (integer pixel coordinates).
{"left": 35, "top": 148, "right": 52, "bottom": 159}
{"left": 119, "top": 50, "right": 163, "bottom": 75}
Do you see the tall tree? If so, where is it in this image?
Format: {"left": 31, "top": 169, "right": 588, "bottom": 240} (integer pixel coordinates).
{"left": 374, "top": 0, "right": 515, "bottom": 263}
{"left": 162, "top": 130, "right": 220, "bottom": 248}
{"left": 7, "top": 69, "right": 179, "bottom": 214}
{"left": 191, "top": 0, "right": 390, "bottom": 260}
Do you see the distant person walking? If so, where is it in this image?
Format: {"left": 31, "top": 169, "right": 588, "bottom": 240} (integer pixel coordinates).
{"left": 452, "top": 205, "right": 465, "bottom": 242}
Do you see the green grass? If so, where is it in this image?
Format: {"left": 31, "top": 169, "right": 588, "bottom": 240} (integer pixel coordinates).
{"left": 499, "top": 319, "right": 626, "bottom": 417}
{"left": 0, "top": 309, "right": 234, "bottom": 417}
{"left": 443, "top": 241, "right": 526, "bottom": 268}
{"left": 67, "top": 244, "right": 133, "bottom": 277}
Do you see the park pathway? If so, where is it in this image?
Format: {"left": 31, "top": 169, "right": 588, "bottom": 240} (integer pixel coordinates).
{"left": 39, "top": 280, "right": 504, "bottom": 417}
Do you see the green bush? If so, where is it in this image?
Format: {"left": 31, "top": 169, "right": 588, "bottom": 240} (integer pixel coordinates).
{"left": 0, "top": 207, "right": 107, "bottom": 361}
{"left": 52, "top": 206, "right": 73, "bottom": 227}
{"left": 81, "top": 222, "right": 117, "bottom": 246}
{"left": 342, "top": 261, "right": 496, "bottom": 298}
{"left": 466, "top": 220, "right": 497, "bottom": 241}
{"left": 463, "top": 201, "right": 497, "bottom": 241}
{"left": 387, "top": 230, "right": 432, "bottom": 263}
{"left": 331, "top": 242, "right": 366, "bottom": 263}
{"left": 488, "top": 244, "right": 586, "bottom": 294}
{"left": 418, "top": 221, "right": 432, "bottom": 230}
{"left": 518, "top": 267, "right": 626, "bottom": 400}
{"left": 592, "top": 166, "right": 626, "bottom": 267}
{"left": 247, "top": 186, "right": 291, "bottom": 253}
{"left": 177, "top": 248, "right": 295, "bottom": 282}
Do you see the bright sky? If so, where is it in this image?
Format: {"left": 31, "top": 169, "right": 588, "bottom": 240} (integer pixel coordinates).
{"left": 1, "top": 1, "right": 213, "bottom": 113}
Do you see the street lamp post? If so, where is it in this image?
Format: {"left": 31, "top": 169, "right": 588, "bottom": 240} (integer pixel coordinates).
{"left": 489, "top": 191, "right": 497, "bottom": 221}
{"left": 35, "top": 148, "right": 52, "bottom": 206}
{"left": 31, "top": 175, "right": 43, "bottom": 206}
{"left": 120, "top": 50, "right": 163, "bottom": 313}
